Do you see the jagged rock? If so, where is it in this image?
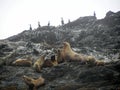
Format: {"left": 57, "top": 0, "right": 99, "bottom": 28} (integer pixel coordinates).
{"left": 105, "top": 11, "right": 115, "bottom": 18}
{"left": 0, "top": 11, "right": 120, "bottom": 90}
{"left": 0, "top": 60, "right": 120, "bottom": 90}
{"left": 5, "top": 11, "right": 120, "bottom": 60}
{"left": 0, "top": 42, "right": 13, "bottom": 57}
{"left": 76, "top": 66, "right": 119, "bottom": 83}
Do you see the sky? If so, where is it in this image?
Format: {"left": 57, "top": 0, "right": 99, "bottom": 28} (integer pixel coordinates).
{"left": 0, "top": 0, "right": 120, "bottom": 39}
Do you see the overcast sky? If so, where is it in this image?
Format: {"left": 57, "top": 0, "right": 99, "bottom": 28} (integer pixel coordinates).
{"left": 0, "top": 0, "right": 120, "bottom": 39}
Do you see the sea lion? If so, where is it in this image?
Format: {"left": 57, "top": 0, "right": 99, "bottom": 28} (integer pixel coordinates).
{"left": 22, "top": 75, "right": 45, "bottom": 90}
{"left": 56, "top": 48, "right": 65, "bottom": 63}
{"left": 43, "top": 55, "right": 58, "bottom": 67}
{"left": 62, "top": 42, "right": 99, "bottom": 65}
{"left": 43, "top": 59, "right": 53, "bottom": 67}
{"left": 62, "top": 42, "right": 87, "bottom": 63}
{"left": 95, "top": 60, "right": 105, "bottom": 66}
{"left": 51, "top": 55, "right": 58, "bottom": 66}
{"left": 12, "top": 58, "right": 32, "bottom": 66}
{"left": 86, "top": 56, "right": 96, "bottom": 65}
{"left": 33, "top": 55, "right": 45, "bottom": 72}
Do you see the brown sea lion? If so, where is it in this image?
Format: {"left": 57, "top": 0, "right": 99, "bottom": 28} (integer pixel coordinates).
{"left": 22, "top": 75, "right": 45, "bottom": 90}
{"left": 62, "top": 42, "right": 87, "bottom": 63}
{"left": 95, "top": 60, "right": 105, "bottom": 66}
{"left": 62, "top": 42, "right": 98, "bottom": 65}
{"left": 43, "top": 55, "right": 58, "bottom": 67}
{"left": 12, "top": 58, "right": 32, "bottom": 66}
{"left": 51, "top": 55, "right": 58, "bottom": 66}
{"left": 86, "top": 56, "right": 96, "bottom": 65}
{"left": 33, "top": 55, "right": 45, "bottom": 72}
{"left": 56, "top": 48, "right": 65, "bottom": 63}
{"left": 43, "top": 59, "right": 53, "bottom": 67}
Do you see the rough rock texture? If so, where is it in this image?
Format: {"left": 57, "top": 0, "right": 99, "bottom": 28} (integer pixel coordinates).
{"left": 7, "top": 11, "right": 120, "bottom": 60}
{"left": 0, "top": 61, "right": 120, "bottom": 90}
{"left": 0, "top": 11, "right": 120, "bottom": 90}
{"left": 7, "top": 11, "right": 120, "bottom": 49}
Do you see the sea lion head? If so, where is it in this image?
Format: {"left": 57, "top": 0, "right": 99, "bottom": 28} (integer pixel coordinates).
{"left": 63, "top": 42, "right": 70, "bottom": 48}
{"left": 22, "top": 75, "right": 33, "bottom": 86}
{"left": 40, "top": 54, "right": 46, "bottom": 61}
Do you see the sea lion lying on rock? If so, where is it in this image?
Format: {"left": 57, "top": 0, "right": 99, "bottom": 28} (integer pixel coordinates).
{"left": 43, "top": 59, "right": 53, "bottom": 67}
{"left": 95, "top": 60, "right": 105, "bottom": 66}
{"left": 22, "top": 75, "right": 45, "bottom": 90}
{"left": 43, "top": 55, "right": 58, "bottom": 67}
{"left": 86, "top": 56, "right": 96, "bottom": 65}
{"left": 12, "top": 58, "right": 32, "bottom": 66}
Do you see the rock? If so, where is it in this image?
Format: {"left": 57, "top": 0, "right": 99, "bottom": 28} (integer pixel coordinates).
{"left": 0, "top": 42, "right": 13, "bottom": 57}
{"left": 105, "top": 11, "right": 115, "bottom": 18}
{"left": 0, "top": 60, "right": 120, "bottom": 90}
{"left": 0, "top": 86, "right": 17, "bottom": 90}
{"left": 75, "top": 66, "right": 119, "bottom": 83}
{"left": 4, "top": 11, "right": 120, "bottom": 60}
{"left": 113, "top": 61, "right": 120, "bottom": 73}
{"left": 0, "top": 58, "right": 5, "bottom": 66}
{"left": 0, "top": 11, "right": 120, "bottom": 90}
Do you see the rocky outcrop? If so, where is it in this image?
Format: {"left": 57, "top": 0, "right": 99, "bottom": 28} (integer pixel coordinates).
{"left": 0, "top": 11, "right": 120, "bottom": 90}
{"left": 7, "top": 11, "right": 120, "bottom": 56}
{"left": 0, "top": 40, "right": 119, "bottom": 90}
{"left": 0, "top": 61, "right": 120, "bottom": 90}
